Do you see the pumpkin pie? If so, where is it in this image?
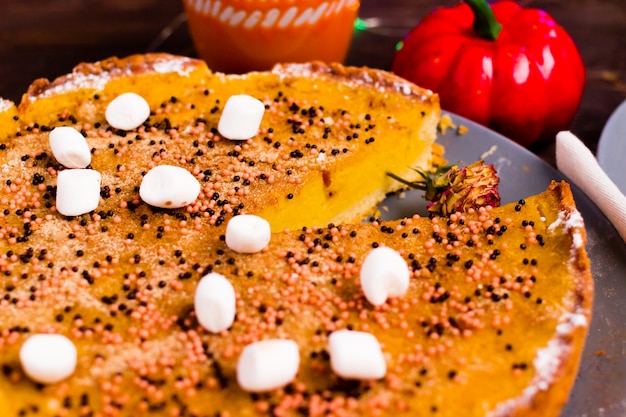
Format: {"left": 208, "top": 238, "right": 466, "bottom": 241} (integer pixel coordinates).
{"left": 0, "top": 54, "right": 591, "bottom": 417}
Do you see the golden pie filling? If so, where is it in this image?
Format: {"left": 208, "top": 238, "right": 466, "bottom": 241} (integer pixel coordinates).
{"left": 0, "top": 54, "right": 591, "bottom": 417}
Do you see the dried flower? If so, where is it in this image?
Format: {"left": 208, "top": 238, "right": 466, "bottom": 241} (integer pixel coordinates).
{"left": 388, "top": 160, "right": 501, "bottom": 215}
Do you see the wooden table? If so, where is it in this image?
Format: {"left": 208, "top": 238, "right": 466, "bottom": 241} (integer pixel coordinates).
{"left": 1, "top": 0, "right": 624, "bottom": 166}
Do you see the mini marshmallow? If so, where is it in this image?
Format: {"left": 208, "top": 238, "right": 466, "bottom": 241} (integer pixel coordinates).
{"left": 105, "top": 92, "right": 150, "bottom": 130}
{"left": 139, "top": 165, "right": 201, "bottom": 209}
{"left": 49, "top": 126, "right": 91, "bottom": 168}
{"left": 19, "top": 334, "right": 77, "bottom": 384}
{"left": 218, "top": 94, "right": 265, "bottom": 140}
{"left": 359, "top": 246, "right": 410, "bottom": 306}
{"left": 56, "top": 169, "right": 101, "bottom": 216}
{"left": 194, "top": 272, "right": 236, "bottom": 333}
{"left": 328, "top": 330, "right": 386, "bottom": 380}
{"left": 237, "top": 339, "right": 300, "bottom": 392}
{"left": 225, "top": 214, "right": 271, "bottom": 253}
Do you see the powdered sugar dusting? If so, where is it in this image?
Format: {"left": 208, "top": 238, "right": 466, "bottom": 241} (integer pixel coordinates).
{"left": 489, "top": 309, "right": 588, "bottom": 417}
{"left": 276, "top": 63, "right": 314, "bottom": 79}
{"left": 32, "top": 72, "right": 113, "bottom": 99}
{"left": 532, "top": 310, "right": 588, "bottom": 389}
{"left": 532, "top": 339, "right": 562, "bottom": 391}
{"left": 152, "top": 57, "right": 195, "bottom": 76}
{"left": 0, "top": 99, "right": 14, "bottom": 112}
{"left": 30, "top": 56, "right": 194, "bottom": 101}
{"left": 572, "top": 231, "right": 583, "bottom": 250}
{"left": 549, "top": 209, "right": 584, "bottom": 232}
{"left": 548, "top": 209, "right": 585, "bottom": 249}
{"left": 400, "top": 82, "right": 412, "bottom": 95}
{"left": 556, "top": 311, "right": 588, "bottom": 335}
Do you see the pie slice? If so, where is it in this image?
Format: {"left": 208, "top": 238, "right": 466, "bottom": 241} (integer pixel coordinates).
{"left": 0, "top": 53, "right": 441, "bottom": 231}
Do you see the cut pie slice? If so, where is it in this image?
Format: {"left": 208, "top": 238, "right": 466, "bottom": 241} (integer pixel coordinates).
{"left": 0, "top": 53, "right": 441, "bottom": 231}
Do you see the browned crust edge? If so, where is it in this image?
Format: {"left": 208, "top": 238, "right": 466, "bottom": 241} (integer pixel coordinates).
{"left": 497, "top": 181, "right": 594, "bottom": 417}
{"left": 271, "top": 60, "right": 439, "bottom": 105}
{"left": 21, "top": 53, "right": 206, "bottom": 106}
{"left": 1, "top": 53, "right": 439, "bottom": 146}
{"left": 4, "top": 53, "right": 438, "bottom": 112}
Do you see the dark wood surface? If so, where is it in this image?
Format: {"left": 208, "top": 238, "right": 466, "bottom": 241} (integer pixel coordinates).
{"left": 1, "top": 0, "right": 624, "bottom": 166}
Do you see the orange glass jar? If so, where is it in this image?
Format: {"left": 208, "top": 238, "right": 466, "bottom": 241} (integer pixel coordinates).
{"left": 182, "top": 0, "right": 360, "bottom": 74}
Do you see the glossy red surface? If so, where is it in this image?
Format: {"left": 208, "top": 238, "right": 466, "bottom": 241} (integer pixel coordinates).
{"left": 392, "top": 1, "right": 586, "bottom": 147}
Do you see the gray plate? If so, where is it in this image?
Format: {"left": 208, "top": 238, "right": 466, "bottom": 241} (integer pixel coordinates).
{"left": 598, "top": 99, "right": 626, "bottom": 195}
{"left": 379, "top": 113, "right": 626, "bottom": 417}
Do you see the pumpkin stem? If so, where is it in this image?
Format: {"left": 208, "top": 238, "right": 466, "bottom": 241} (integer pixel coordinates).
{"left": 464, "top": 0, "right": 502, "bottom": 41}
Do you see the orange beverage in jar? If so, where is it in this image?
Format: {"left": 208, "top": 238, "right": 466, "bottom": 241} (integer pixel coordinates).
{"left": 182, "top": 0, "right": 360, "bottom": 74}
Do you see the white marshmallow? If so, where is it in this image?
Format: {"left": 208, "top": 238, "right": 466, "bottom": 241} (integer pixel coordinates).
{"left": 359, "top": 246, "right": 410, "bottom": 306}
{"left": 225, "top": 214, "right": 271, "bottom": 253}
{"left": 328, "top": 330, "right": 386, "bottom": 380}
{"left": 194, "top": 272, "right": 236, "bottom": 333}
{"left": 139, "top": 165, "right": 201, "bottom": 209}
{"left": 236, "top": 339, "right": 300, "bottom": 392}
{"left": 105, "top": 92, "right": 150, "bottom": 130}
{"left": 19, "top": 334, "right": 77, "bottom": 384}
{"left": 56, "top": 169, "right": 101, "bottom": 216}
{"left": 49, "top": 126, "right": 91, "bottom": 168}
{"left": 218, "top": 94, "right": 265, "bottom": 140}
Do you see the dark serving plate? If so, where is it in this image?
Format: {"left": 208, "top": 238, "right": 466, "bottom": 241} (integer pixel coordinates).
{"left": 379, "top": 113, "right": 626, "bottom": 417}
